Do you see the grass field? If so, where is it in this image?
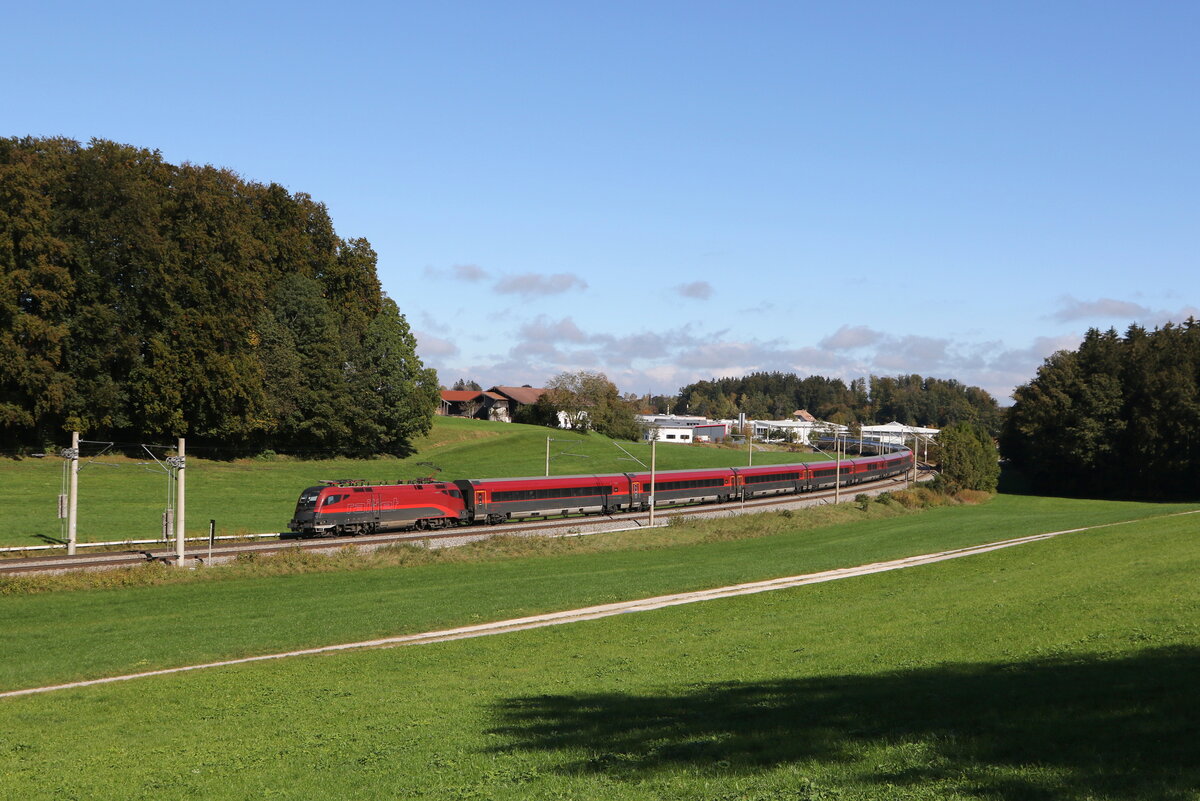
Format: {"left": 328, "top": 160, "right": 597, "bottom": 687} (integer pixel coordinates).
{"left": 2, "top": 491, "right": 1200, "bottom": 796}
{"left": 0, "top": 417, "right": 824, "bottom": 547}
{"left": 1, "top": 493, "right": 1197, "bottom": 799}
{"left": 1, "top": 493, "right": 1192, "bottom": 692}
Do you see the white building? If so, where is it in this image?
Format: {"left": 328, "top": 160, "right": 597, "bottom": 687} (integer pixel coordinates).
{"left": 860, "top": 421, "right": 940, "bottom": 445}
{"left": 748, "top": 419, "right": 848, "bottom": 443}
{"left": 637, "top": 414, "right": 729, "bottom": 443}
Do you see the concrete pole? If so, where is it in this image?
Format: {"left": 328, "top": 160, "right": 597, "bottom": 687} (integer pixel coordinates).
{"left": 834, "top": 434, "right": 841, "bottom": 505}
{"left": 67, "top": 431, "right": 79, "bottom": 556}
{"left": 648, "top": 437, "right": 657, "bottom": 527}
{"left": 174, "top": 437, "right": 186, "bottom": 567}
{"left": 545, "top": 436, "right": 550, "bottom": 477}
{"left": 909, "top": 433, "right": 914, "bottom": 482}
{"left": 910, "top": 433, "right": 917, "bottom": 486}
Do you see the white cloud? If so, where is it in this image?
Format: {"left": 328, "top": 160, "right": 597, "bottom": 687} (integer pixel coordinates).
{"left": 1054, "top": 296, "right": 1151, "bottom": 322}
{"left": 494, "top": 272, "right": 588, "bottom": 296}
{"left": 517, "top": 316, "right": 591, "bottom": 344}
{"left": 452, "top": 263, "right": 489, "bottom": 282}
{"left": 423, "top": 263, "right": 490, "bottom": 283}
{"left": 873, "top": 335, "right": 950, "bottom": 371}
{"left": 819, "top": 325, "right": 886, "bottom": 350}
{"left": 413, "top": 331, "right": 460, "bottom": 359}
{"left": 675, "top": 281, "right": 714, "bottom": 300}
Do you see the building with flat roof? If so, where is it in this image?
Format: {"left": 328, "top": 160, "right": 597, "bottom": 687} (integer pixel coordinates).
{"left": 860, "top": 421, "right": 940, "bottom": 445}
{"left": 637, "top": 414, "right": 728, "bottom": 443}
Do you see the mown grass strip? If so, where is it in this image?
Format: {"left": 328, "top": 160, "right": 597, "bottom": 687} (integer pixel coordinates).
{"left": 2, "top": 521, "right": 1128, "bottom": 699}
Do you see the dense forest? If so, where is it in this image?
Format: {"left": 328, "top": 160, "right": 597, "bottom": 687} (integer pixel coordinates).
{"left": 1002, "top": 321, "right": 1200, "bottom": 499}
{"left": 668, "top": 372, "right": 1002, "bottom": 432}
{"left": 0, "top": 137, "right": 439, "bottom": 455}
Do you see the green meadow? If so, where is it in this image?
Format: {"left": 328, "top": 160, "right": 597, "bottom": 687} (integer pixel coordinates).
{"left": 1, "top": 491, "right": 1197, "bottom": 799}
{"left": 0, "top": 417, "right": 822, "bottom": 547}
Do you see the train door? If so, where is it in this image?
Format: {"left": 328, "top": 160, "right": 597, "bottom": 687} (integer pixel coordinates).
{"left": 631, "top": 480, "right": 644, "bottom": 509}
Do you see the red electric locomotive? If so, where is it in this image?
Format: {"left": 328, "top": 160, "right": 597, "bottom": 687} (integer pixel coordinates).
{"left": 289, "top": 480, "right": 468, "bottom": 536}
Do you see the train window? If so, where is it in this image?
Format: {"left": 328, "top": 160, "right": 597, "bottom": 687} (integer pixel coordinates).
{"left": 491, "top": 485, "right": 609, "bottom": 503}
{"left": 653, "top": 478, "right": 725, "bottom": 492}
{"left": 745, "top": 472, "right": 800, "bottom": 484}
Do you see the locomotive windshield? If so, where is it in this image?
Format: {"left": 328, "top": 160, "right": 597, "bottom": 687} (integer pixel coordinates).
{"left": 297, "top": 488, "right": 321, "bottom": 509}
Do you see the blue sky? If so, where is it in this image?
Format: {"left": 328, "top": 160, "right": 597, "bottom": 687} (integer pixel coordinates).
{"left": 7, "top": 1, "right": 1197, "bottom": 403}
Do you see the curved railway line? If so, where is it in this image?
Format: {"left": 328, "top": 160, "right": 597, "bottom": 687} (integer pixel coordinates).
{"left": 0, "top": 469, "right": 932, "bottom": 576}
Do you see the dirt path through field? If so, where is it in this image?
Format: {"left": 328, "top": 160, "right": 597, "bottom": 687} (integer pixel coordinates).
{"left": 4, "top": 511, "right": 1195, "bottom": 699}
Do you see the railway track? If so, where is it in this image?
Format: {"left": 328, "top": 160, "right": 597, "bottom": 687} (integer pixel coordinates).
{"left": 1, "top": 470, "right": 932, "bottom": 576}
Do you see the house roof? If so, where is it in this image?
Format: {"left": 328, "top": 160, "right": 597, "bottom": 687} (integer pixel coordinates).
{"left": 792, "top": 409, "right": 818, "bottom": 422}
{"left": 490, "top": 385, "right": 547, "bottom": 405}
{"left": 440, "top": 390, "right": 483, "bottom": 402}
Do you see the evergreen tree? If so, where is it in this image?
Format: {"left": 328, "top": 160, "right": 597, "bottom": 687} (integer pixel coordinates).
{"left": 937, "top": 422, "right": 999, "bottom": 493}
{"left": 350, "top": 298, "right": 440, "bottom": 455}
{"left": 1002, "top": 321, "right": 1200, "bottom": 498}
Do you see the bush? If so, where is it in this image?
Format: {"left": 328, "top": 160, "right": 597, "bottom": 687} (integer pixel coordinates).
{"left": 938, "top": 422, "right": 1000, "bottom": 493}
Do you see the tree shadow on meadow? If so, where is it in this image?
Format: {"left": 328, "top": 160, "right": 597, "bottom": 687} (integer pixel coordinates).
{"left": 489, "top": 646, "right": 1198, "bottom": 799}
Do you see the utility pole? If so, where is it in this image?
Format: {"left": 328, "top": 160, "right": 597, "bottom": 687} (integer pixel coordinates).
{"left": 66, "top": 431, "right": 79, "bottom": 556}
{"left": 545, "top": 436, "right": 550, "bottom": 477}
{"left": 907, "top": 431, "right": 915, "bottom": 487}
{"left": 172, "top": 438, "right": 186, "bottom": 567}
{"left": 648, "top": 437, "right": 657, "bottom": 527}
{"left": 834, "top": 433, "right": 841, "bottom": 505}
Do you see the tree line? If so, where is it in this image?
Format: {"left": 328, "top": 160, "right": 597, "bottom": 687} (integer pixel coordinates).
{"left": 1002, "top": 321, "right": 1200, "bottom": 499}
{"left": 665, "top": 372, "right": 1002, "bottom": 432}
{"left": 0, "top": 137, "right": 439, "bottom": 455}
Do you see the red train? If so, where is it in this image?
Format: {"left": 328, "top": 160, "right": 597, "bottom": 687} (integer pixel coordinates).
{"left": 288, "top": 448, "right": 914, "bottom": 536}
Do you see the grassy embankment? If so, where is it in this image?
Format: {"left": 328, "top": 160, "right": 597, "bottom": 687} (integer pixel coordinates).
{"left": 0, "top": 416, "right": 823, "bottom": 547}
{"left": 0, "top": 493, "right": 1196, "bottom": 799}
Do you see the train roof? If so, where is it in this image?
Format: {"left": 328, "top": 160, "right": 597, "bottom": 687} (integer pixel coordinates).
{"left": 458, "top": 473, "right": 631, "bottom": 486}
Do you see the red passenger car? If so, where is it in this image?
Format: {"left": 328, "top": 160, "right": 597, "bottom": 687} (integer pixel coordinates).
{"left": 623, "top": 467, "right": 737, "bottom": 508}
{"left": 454, "top": 474, "right": 633, "bottom": 524}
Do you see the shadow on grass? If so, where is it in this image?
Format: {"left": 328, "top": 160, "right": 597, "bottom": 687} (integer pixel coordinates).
{"left": 489, "top": 646, "right": 1198, "bottom": 799}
